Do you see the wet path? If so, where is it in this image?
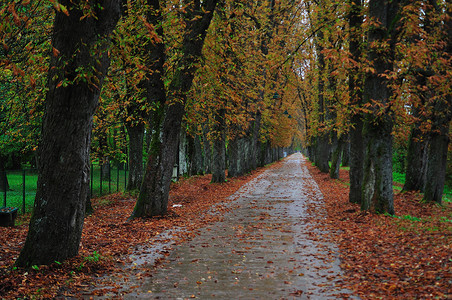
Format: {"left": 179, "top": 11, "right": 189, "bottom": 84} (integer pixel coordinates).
{"left": 121, "top": 153, "right": 356, "bottom": 299}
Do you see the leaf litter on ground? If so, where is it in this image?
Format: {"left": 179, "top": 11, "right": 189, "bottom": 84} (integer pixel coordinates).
{"left": 0, "top": 161, "right": 283, "bottom": 299}
{"left": 1, "top": 157, "right": 450, "bottom": 299}
{"left": 304, "top": 160, "right": 451, "bottom": 299}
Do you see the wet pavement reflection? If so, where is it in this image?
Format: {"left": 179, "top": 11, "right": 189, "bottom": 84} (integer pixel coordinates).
{"left": 106, "top": 153, "right": 357, "bottom": 299}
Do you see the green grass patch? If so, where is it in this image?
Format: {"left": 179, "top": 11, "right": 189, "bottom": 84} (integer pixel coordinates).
{"left": 393, "top": 171, "right": 405, "bottom": 185}
{"left": 2, "top": 165, "right": 129, "bottom": 214}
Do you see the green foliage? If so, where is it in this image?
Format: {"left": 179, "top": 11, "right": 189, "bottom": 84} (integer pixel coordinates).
{"left": 392, "top": 146, "right": 406, "bottom": 174}
{"left": 393, "top": 171, "right": 405, "bottom": 185}
{"left": 84, "top": 251, "right": 102, "bottom": 263}
{"left": 384, "top": 212, "right": 422, "bottom": 222}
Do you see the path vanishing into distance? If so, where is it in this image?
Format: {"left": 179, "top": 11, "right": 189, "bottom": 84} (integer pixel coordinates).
{"left": 95, "top": 153, "right": 357, "bottom": 299}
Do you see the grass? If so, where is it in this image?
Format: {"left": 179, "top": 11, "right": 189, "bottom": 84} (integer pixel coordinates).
{"left": 2, "top": 165, "right": 129, "bottom": 214}
{"left": 339, "top": 165, "right": 452, "bottom": 203}
{"left": 1, "top": 170, "right": 38, "bottom": 214}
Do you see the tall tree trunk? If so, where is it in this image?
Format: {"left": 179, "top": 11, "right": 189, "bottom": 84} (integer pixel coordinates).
{"left": 349, "top": 115, "right": 364, "bottom": 204}
{"left": 126, "top": 123, "right": 144, "bottom": 191}
{"left": 188, "top": 134, "right": 204, "bottom": 176}
{"left": 424, "top": 97, "right": 451, "bottom": 204}
{"left": 314, "top": 134, "right": 330, "bottom": 173}
{"left": 228, "top": 135, "right": 239, "bottom": 177}
{"left": 16, "top": 0, "right": 121, "bottom": 267}
{"left": 312, "top": 0, "right": 331, "bottom": 174}
{"left": 341, "top": 137, "right": 350, "bottom": 167}
{"left": 329, "top": 134, "right": 344, "bottom": 179}
{"left": 348, "top": 0, "right": 364, "bottom": 204}
{"left": 130, "top": 0, "right": 167, "bottom": 218}
{"left": 131, "top": 0, "right": 219, "bottom": 217}
{"left": 211, "top": 109, "right": 226, "bottom": 183}
{"left": 424, "top": 128, "right": 449, "bottom": 204}
{"left": 422, "top": 2, "right": 452, "bottom": 204}
{"left": 403, "top": 121, "right": 428, "bottom": 192}
{"left": 250, "top": 112, "right": 262, "bottom": 170}
{"left": 361, "top": 0, "right": 400, "bottom": 215}
{"left": 202, "top": 124, "right": 212, "bottom": 174}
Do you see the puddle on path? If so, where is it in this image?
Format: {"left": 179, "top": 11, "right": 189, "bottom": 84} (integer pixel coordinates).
{"left": 92, "top": 153, "right": 357, "bottom": 299}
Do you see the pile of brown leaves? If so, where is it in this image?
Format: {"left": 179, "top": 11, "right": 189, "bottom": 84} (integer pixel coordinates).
{"left": 305, "top": 161, "right": 451, "bottom": 299}
{"left": 0, "top": 161, "right": 282, "bottom": 299}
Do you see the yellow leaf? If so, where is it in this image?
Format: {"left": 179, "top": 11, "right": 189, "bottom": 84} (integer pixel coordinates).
{"left": 59, "top": 4, "right": 69, "bottom": 16}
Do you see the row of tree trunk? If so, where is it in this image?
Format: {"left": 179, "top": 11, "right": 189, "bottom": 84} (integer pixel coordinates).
{"left": 308, "top": 0, "right": 451, "bottom": 213}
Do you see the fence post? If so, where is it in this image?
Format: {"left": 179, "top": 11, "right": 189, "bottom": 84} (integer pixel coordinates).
{"left": 108, "top": 162, "right": 111, "bottom": 194}
{"left": 116, "top": 166, "right": 119, "bottom": 192}
{"left": 22, "top": 170, "right": 26, "bottom": 214}
{"left": 2, "top": 171, "right": 6, "bottom": 207}
{"left": 100, "top": 163, "right": 103, "bottom": 196}
{"left": 124, "top": 163, "right": 127, "bottom": 191}
{"left": 90, "top": 163, "right": 93, "bottom": 197}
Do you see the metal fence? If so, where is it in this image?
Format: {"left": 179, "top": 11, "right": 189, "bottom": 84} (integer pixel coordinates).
{"left": 1, "top": 163, "right": 129, "bottom": 215}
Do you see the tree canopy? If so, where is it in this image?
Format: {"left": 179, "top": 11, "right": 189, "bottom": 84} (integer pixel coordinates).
{"left": 0, "top": 0, "right": 450, "bottom": 266}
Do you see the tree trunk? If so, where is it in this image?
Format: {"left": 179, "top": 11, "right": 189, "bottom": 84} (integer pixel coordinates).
{"left": 349, "top": 115, "right": 364, "bottom": 204}
{"left": 101, "top": 159, "right": 110, "bottom": 181}
{"left": 228, "top": 136, "right": 239, "bottom": 177}
{"left": 361, "top": 0, "right": 400, "bottom": 215}
{"left": 202, "top": 124, "right": 212, "bottom": 174}
{"left": 403, "top": 123, "right": 428, "bottom": 192}
{"left": 361, "top": 123, "right": 394, "bottom": 214}
{"left": 211, "top": 109, "right": 226, "bottom": 183}
{"left": 348, "top": 0, "right": 364, "bottom": 205}
{"left": 341, "top": 137, "right": 350, "bottom": 167}
{"left": 424, "top": 98, "right": 451, "bottom": 204}
{"left": 193, "top": 134, "right": 205, "bottom": 175}
{"left": 188, "top": 133, "right": 204, "bottom": 176}
{"left": 250, "top": 112, "right": 261, "bottom": 170}
{"left": 422, "top": 3, "right": 452, "bottom": 204}
{"left": 126, "top": 123, "right": 144, "bottom": 191}
{"left": 314, "top": 134, "right": 330, "bottom": 173}
{"left": 178, "top": 128, "right": 189, "bottom": 176}
{"left": 131, "top": 0, "right": 219, "bottom": 217}
{"left": 329, "top": 135, "right": 344, "bottom": 179}
{"left": 16, "top": 0, "right": 121, "bottom": 267}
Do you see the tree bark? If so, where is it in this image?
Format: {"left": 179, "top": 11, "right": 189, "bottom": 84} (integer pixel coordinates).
{"left": 131, "top": 0, "right": 219, "bottom": 217}
{"left": 403, "top": 121, "right": 428, "bottom": 192}
{"left": 16, "top": 0, "right": 121, "bottom": 267}
{"left": 211, "top": 108, "right": 226, "bottom": 183}
{"left": 202, "top": 124, "right": 212, "bottom": 174}
{"left": 348, "top": 0, "right": 364, "bottom": 205}
{"left": 250, "top": 112, "right": 262, "bottom": 170}
{"left": 349, "top": 115, "right": 364, "bottom": 204}
{"left": 329, "top": 134, "right": 344, "bottom": 179}
{"left": 191, "top": 134, "right": 204, "bottom": 175}
{"left": 126, "top": 123, "right": 144, "bottom": 191}
{"left": 314, "top": 134, "right": 330, "bottom": 173}
{"left": 424, "top": 97, "right": 451, "bottom": 204}
{"left": 101, "top": 159, "right": 110, "bottom": 181}
{"left": 341, "top": 137, "right": 350, "bottom": 167}
{"left": 228, "top": 135, "right": 239, "bottom": 177}
{"left": 361, "top": 0, "right": 400, "bottom": 215}
{"left": 422, "top": 2, "right": 452, "bottom": 204}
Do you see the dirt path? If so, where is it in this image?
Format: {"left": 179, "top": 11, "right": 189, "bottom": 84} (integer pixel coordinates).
{"left": 97, "top": 153, "right": 357, "bottom": 299}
